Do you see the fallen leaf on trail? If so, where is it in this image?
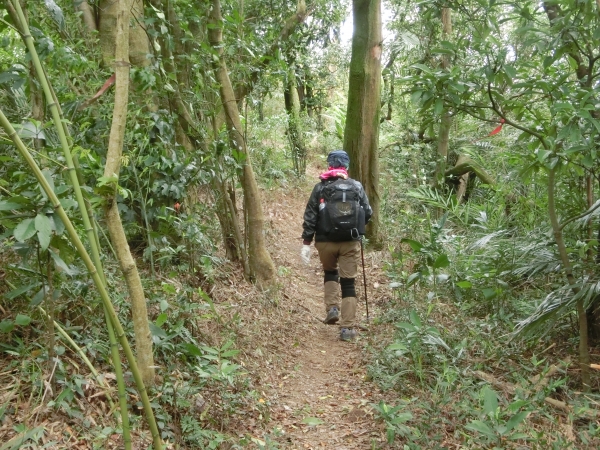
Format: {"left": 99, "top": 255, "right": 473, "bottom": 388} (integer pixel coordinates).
{"left": 302, "top": 417, "right": 324, "bottom": 426}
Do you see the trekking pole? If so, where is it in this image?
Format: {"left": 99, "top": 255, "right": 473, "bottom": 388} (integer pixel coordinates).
{"left": 360, "top": 237, "right": 369, "bottom": 320}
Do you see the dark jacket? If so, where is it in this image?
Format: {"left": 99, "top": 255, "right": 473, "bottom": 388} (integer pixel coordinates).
{"left": 302, "top": 177, "right": 372, "bottom": 243}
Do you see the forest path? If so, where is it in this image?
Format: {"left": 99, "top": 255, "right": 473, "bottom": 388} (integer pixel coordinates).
{"left": 255, "top": 166, "right": 388, "bottom": 449}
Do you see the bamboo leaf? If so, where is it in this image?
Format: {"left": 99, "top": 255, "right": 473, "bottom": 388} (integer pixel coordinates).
{"left": 465, "top": 420, "right": 497, "bottom": 439}
{"left": 5, "top": 283, "right": 40, "bottom": 300}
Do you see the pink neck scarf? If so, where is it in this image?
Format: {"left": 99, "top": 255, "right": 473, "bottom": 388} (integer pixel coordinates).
{"left": 319, "top": 167, "right": 348, "bottom": 180}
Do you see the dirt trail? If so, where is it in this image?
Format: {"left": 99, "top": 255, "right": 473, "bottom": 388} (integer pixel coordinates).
{"left": 258, "top": 169, "right": 387, "bottom": 449}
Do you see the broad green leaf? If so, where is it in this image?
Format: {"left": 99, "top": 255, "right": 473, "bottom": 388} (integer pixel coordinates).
{"left": 482, "top": 288, "right": 497, "bottom": 300}
{"left": 456, "top": 280, "right": 472, "bottom": 288}
{"left": 433, "top": 254, "right": 450, "bottom": 268}
{"left": 390, "top": 412, "right": 412, "bottom": 424}
{"left": 434, "top": 98, "right": 444, "bottom": 115}
{"left": 0, "top": 320, "right": 14, "bottom": 333}
{"left": 542, "top": 56, "right": 554, "bottom": 69}
{"left": 409, "top": 309, "right": 422, "bottom": 327}
{"left": 465, "top": 420, "right": 497, "bottom": 439}
{"left": 160, "top": 299, "right": 169, "bottom": 311}
{"left": 582, "top": 154, "right": 594, "bottom": 169}
{"left": 536, "top": 149, "right": 550, "bottom": 163}
{"left": 401, "top": 238, "right": 423, "bottom": 252}
{"left": 411, "top": 63, "right": 432, "bottom": 74}
{"left": 14, "top": 314, "right": 31, "bottom": 326}
{"left": 35, "top": 214, "right": 52, "bottom": 251}
{"left": 410, "top": 90, "right": 422, "bottom": 104}
{"left": 183, "top": 343, "right": 203, "bottom": 357}
{"left": 508, "top": 432, "right": 530, "bottom": 440}
{"left": 505, "top": 411, "right": 529, "bottom": 433}
{"left": 504, "top": 64, "right": 516, "bottom": 79}
{"left": 396, "top": 322, "right": 417, "bottom": 332}
{"left": 51, "top": 214, "right": 65, "bottom": 236}
{"left": 14, "top": 218, "right": 36, "bottom": 242}
{"left": 386, "top": 343, "right": 408, "bottom": 352}
{"left": 29, "top": 287, "right": 46, "bottom": 307}
{"left": 155, "top": 313, "right": 168, "bottom": 327}
{"left": 301, "top": 417, "right": 324, "bottom": 426}
{"left": 0, "top": 201, "right": 25, "bottom": 211}
{"left": 149, "top": 322, "right": 168, "bottom": 339}
{"left": 386, "top": 428, "right": 395, "bottom": 444}
{"left": 406, "top": 272, "right": 421, "bottom": 287}
{"left": 483, "top": 386, "right": 498, "bottom": 416}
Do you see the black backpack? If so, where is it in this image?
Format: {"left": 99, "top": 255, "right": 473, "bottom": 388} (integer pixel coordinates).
{"left": 319, "top": 178, "right": 365, "bottom": 241}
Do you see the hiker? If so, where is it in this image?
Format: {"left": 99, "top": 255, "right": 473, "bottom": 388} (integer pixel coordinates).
{"left": 300, "top": 150, "right": 372, "bottom": 341}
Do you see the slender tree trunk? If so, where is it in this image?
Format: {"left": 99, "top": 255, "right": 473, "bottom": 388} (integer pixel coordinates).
{"left": 103, "top": 0, "right": 155, "bottom": 386}
{"left": 587, "top": 175, "right": 594, "bottom": 260}
{"left": 343, "top": 0, "right": 382, "bottom": 244}
{"left": 74, "top": 0, "right": 97, "bottom": 33}
{"left": 99, "top": 0, "right": 149, "bottom": 68}
{"left": 548, "top": 168, "right": 591, "bottom": 391}
{"left": 435, "top": 6, "right": 452, "bottom": 185}
{"left": 285, "top": 66, "right": 307, "bottom": 176}
{"left": 208, "top": 0, "right": 275, "bottom": 287}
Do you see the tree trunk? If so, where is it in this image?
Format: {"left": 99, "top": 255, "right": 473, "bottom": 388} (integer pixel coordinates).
{"left": 285, "top": 67, "right": 307, "bottom": 176}
{"left": 99, "top": 0, "right": 149, "bottom": 68}
{"left": 435, "top": 6, "right": 452, "bottom": 185}
{"left": 103, "top": 0, "right": 155, "bottom": 386}
{"left": 343, "top": 0, "right": 382, "bottom": 245}
{"left": 548, "top": 168, "right": 591, "bottom": 391}
{"left": 74, "top": 0, "right": 97, "bottom": 33}
{"left": 208, "top": 0, "right": 275, "bottom": 287}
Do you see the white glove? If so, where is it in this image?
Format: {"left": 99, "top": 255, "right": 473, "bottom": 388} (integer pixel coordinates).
{"left": 300, "top": 244, "right": 311, "bottom": 265}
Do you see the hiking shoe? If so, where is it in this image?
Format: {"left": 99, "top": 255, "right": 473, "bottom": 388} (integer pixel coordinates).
{"left": 340, "top": 328, "right": 357, "bottom": 341}
{"left": 324, "top": 307, "right": 339, "bottom": 325}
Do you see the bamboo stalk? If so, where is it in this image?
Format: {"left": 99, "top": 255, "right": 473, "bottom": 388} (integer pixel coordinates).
{"left": 0, "top": 108, "right": 163, "bottom": 450}
{"left": 10, "top": 2, "right": 133, "bottom": 446}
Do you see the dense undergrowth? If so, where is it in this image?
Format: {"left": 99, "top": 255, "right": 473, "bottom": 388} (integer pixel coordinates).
{"left": 2, "top": 30, "right": 600, "bottom": 450}
{"left": 364, "top": 126, "right": 600, "bottom": 448}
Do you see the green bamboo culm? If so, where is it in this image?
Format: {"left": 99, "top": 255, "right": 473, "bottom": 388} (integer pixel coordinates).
{"left": 10, "top": 2, "right": 132, "bottom": 446}
{"left": 0, "top": 109, "right": 164, "bottom": 450}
